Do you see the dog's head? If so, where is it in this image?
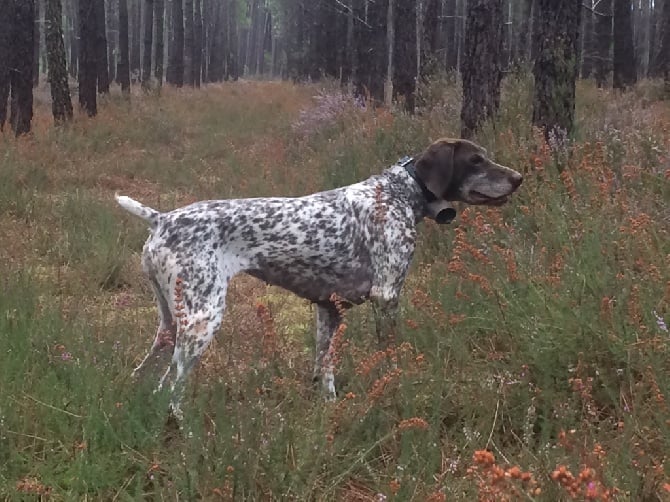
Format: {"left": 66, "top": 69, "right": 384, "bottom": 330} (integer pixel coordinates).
{"left": 415, "top": 138, "right": 523, "bottom": 210}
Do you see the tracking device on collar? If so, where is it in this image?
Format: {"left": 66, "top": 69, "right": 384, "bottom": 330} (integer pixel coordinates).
{"left": 428, "top": 200, "right": 457, "bottom": 224}
{"left": 400, "top": 155, "right": 457, "bottom": 224}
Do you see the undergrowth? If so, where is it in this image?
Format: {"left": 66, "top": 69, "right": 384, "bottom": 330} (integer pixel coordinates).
{"left": 0, "top": 78, "right": 668, "bottom": 500}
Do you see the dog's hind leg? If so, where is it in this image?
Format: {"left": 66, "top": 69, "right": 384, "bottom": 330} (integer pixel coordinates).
{"left": 133, "top": 277, "right": 177, "bottom": 379}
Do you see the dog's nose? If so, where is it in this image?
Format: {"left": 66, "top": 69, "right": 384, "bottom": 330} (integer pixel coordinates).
{"left": 511, "top": 172, "right": 523, "bottom": 189}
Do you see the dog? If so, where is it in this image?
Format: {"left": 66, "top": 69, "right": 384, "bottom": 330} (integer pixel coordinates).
{"left": 116, "top": 138, "right": 522, "bottom": 418}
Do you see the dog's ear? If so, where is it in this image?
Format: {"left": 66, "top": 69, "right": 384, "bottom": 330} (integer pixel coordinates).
{"left": 414, "top": 139, "right": 456, "bottom": 199}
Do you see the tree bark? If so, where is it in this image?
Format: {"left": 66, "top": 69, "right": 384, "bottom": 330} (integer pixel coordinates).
{"left": 154, "top": 0, "right": 164, "bottom": 84}
{"left": 444, "top": 0, "right": 457, "bottom": 70}
{"left": 9, "top": 0, "right": 35, "bottom": 135}
{"left": 384, "top": 0, "right": 394, "bottom": 107}
{"left": 168, "top": 0, "right": 184, "bottom": 85}
{"left": 33, "top": 0, "right": 41, "bottom": 87}
{"left": 67, "top": 0, "right": 78, "bottom": 77}
{"left": 184, "top": 0, "right": 194, "bottom": 84}
{"left": 130, "top": 0, "right": 141, "bottom": 82}
{"left": 227, "top": 0, "right": 238, "bottom": 80}
{"left": 94, "top": 0, "right": 110, "bottom": 93}
{"left": 460, "top": 0, "right": 503, "bottom": 139}
{"left": 106, "top": 0, "right": 117, "bottom": 83}
{"left": 659, "top": 0, "right": 670, "bottom": 92}
{"left": 613, "top": 0, "right": 636, "bottom": 89}
{"left": 142, "top": 0, "right": 153, "bottom": 87}
{"left": 0, "top": 0, "right": 12, "bottom": 130}
{"left": 594, "top": 0, "right": 612, "bottom": 87}
{"left": 117, "top": 0, "right": 131, "bottom": 92}
{"left": 46, "top": 0, "right": 73, "bottom": 123}
{"left": 193, "top": 0, "right": 202, "bottom": 86}
{"left": 394, "top": 0, "right": 417, "bottom": 110}
{"left": 580, "top": 1, "right": 595, "bottom": 78}
{"left": 532, "top": 0, "right": 581, "bottom": 142}
{"left": 79, "top": 0, "right": 97, "bottom": 115}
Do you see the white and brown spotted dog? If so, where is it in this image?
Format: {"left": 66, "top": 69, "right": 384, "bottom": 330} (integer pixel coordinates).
{"left": 116, "top": 138, "right": 522, "bottom": 418}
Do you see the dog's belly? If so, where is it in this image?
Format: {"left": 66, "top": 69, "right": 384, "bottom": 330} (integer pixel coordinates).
{"left": 247, "top": 261, "right": 373, "bottom": 304}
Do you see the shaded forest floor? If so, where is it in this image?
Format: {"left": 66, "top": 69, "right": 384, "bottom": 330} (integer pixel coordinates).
{"left": 1, "top": 76, "right": 669, "bottom": 500}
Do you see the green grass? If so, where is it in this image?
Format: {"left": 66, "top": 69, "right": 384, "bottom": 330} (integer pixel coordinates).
{"left": 0, "top": 78, "right": 669, "bottom": 500}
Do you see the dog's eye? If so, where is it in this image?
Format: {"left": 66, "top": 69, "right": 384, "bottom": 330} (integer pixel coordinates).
{"left": 470, "top": 154, "right": 485, "bottom": 164}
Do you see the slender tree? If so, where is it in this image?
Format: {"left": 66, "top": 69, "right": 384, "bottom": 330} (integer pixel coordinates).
{"left": 168, "top": 0, "right": 184, "bottom": 86}
{"left": 444, "top": 0, "right": 457, "bottom": 70}
{"left": 193, "top": 0, "right": 202, "bottom": 86}
{"left": 660, "top": 0, "right": 670, "bottom": 92}
{"left": 130, "top": 0, "right": 141, "bottom": 81}
{"left": 594, "top": 0, "right": 612, "bottom": 87}
{"left": 106, "top": 0, "right": 117, "bottom": 82}
{"left": 613, "top": 0, "right": 636, "bottom": 89}
{"left": 580, "top": 1, "right": 595, "bottom": 78}
{"left": 227, "top": 0, "right": 238, "bottom": 80}
{"left": 0, "top": 0, "right": 12, "bottom": 130}
{"left": 33, "top": 0, "right": 41, "bottom": 87}
{"left": 384, "top": 0, "right": 394, "bottom": 107}
{"left": 10, "top": 0, "right": 36, "bottom": 135}
{"left": 394, "top": 0, "right": 418, "bottom": 110}
{"left": 142, "top": 0, "right": 153, "bottom": 87}
{"left": 67, "top": 0, "right": 78, "bottom": 77}
{"left": 94, "top": 0, "right": 110, "bottom": 93}
{"left": 117, "top": 0, "right": 130, "bottom": 92}
{"left": 184, "top": 0, "right": 194, "bottom": 84}
{"left": 45, "top": 0, "right": 73, "bottom": 123}
{"left": 532, "top": 0, "right": 581, "bottom": 142}
{"left": 79, "top": 0, "right": 97, "bottom": 115}
{"left": 154, "top": 0, "right": 165, "bottom": 84}
{"left": 460, "top": 0, "right": 504, "bottom": 139}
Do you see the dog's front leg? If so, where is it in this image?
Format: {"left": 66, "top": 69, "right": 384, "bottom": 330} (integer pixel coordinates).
{"left": 370, "top": 287, "right": 400, "bottom": 350}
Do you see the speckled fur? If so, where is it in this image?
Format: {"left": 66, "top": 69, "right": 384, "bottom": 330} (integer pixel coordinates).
{"left": 116, "top": 138, "right": 523, "bottom": 416}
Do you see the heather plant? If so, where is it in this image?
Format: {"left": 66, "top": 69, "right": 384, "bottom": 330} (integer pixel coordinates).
{"left": 0, "top": 78, "right": 668, "bottom": 500}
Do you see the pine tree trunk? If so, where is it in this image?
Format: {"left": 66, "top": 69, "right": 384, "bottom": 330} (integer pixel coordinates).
{"left": 142, "top": 0, "right": 153, "bottom": 87}
{"left": 33, "top": 0, "right": 41, "bottom": 87}
{"left": 154, "top": 0, "right": 164, "bottom": 84}
{"left": 0, "top": 0, "right": 12, "bottom": 130}
{"left": 532, "top": 0, "right": 581, "bottom": 142}
{"left": 107, "top": 0, "right": 116, "bottom": 83}
{"left": 345, "top": 0, "right": 355, "bottom": 89}
{"left": 117, "top": 0, "right": 131, "bottom": 92}
{"left": 385, "top": 0, "right": 394, "bottom": 107}
{"left": 67, "top": 0, "right": 78, "bottom": 77}
{"left": 228, "top": 0, "right": 238, "bottom": 80}
{"left": 193, "top": 0, "right": 202, "bottom": 86}
{"left": 79, "top": 0, "right": 97, "bottom": 114}
{"left": 184, "top": 0, "right": 194, "bottom": 84}
{"left": 613, "top": 0, "right": 637, "bottom": 89}
{"left": 444, "top": 0, "right": 457, "bottom": 70}
{"left": 168, "top": 0, "right": 184, "bottom": 85}
{"left": 594, "top": 0, "right": 612, "bottom": 87}
{"left": 580, "top": 2, "right": 595, "bottom": 78}
{"left": 460, "top": 0, "right": 503, "bottom": 139}
{"left": 46, "top": 0, "right": 73, "bottom": 123}
{"left": 207, "top": 0, "right": 223, "bottom": 81}
{"left": 94, "top": 0, "right": 110, "bottom": 93}
{"left": 130, "top": 0, "right": 141, "bottom": 82}
{"left": 659, "top": 0, "right": 670, "bottom": 92}
{"left": 394, "top": 0, "right": 417, "bottom": 110}
{"left": 10, "top": 0, "right": 35, "bottom": 135}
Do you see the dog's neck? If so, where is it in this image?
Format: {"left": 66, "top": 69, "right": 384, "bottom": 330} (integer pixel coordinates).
{"left": 400, "top": 158, "right": 456, "bottom": 224}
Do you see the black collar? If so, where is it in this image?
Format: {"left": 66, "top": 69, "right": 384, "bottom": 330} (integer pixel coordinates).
{"left": 400, "top": 156, "right": 456, "bottom": 224}
{"left": 401, "top": 157, "right": 437, "bottom": 203}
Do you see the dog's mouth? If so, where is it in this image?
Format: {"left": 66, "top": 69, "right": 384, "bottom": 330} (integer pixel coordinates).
{"left": 468, "top": 191, "right": 510, "bottom": 206}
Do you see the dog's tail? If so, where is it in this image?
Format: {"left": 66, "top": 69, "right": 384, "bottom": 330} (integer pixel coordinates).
{"left": 115, "top": 194, "right": 161, "bottom": 226}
